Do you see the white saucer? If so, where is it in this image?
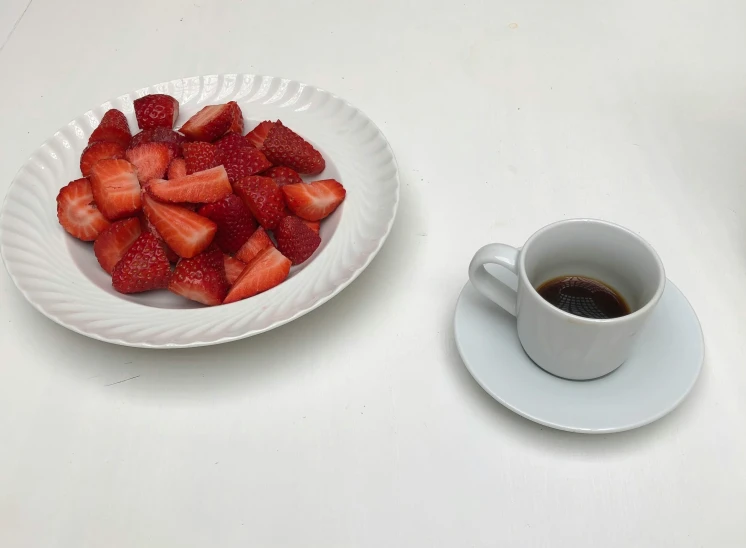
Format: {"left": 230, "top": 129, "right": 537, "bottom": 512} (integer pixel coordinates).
{"left": 454, "top": 278, "right": 704, "bottom": 433}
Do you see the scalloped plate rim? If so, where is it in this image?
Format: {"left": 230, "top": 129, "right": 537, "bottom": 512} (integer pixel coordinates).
{"left": 0, "top": 73, "right": 400, "bottom": 348}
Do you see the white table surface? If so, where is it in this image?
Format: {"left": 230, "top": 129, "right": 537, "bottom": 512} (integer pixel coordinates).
{"left": 1, "top": 1, "right": 745, "bottom": 546}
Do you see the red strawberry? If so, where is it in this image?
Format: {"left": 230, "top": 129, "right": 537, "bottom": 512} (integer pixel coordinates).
{"left": 89, "top": 159, "right": 142, "bottom": 221}
{"left": 281, "top": 179, "right": 346, "bottom": 221}
{"left": 111, "top": 232, "right": 172, "bottom": 294}
{"left": 80, "top": 141, "right": 126, "bottom": 177}
{"left": 142, "top": 193, "right": 217, "bottom": 258}
{"left": 302, "top": 219, "right": 320, "bottom": 234}
{"left": 93, "top": 217, "right": 142, "bottom": 274}
{"left": 167, "top": 158, "right": 187, "bottom": 180}
{"left": 197, "top": 194, "right": 257, "bottom": 254}
{"left": 274, "top": 215, "right": 321, "bottom": 265}
{"left": 245, "top": 121, "right": 273, "bottom": 149}
{"left": 223, "top": 254, "right": 246, "bottom": 285}
{"left": 89, "top": 109, "right": 132, "bottom": 148}
{"left": 134, "top": 94, "right": 179, "bottom": 130}
{"left": 223, "top": 246, "right": 291, "bottom": 304}
{"left": 183, "top": 142, "right": 218, "bottom": 175}
{"left": 130, "top": 127, "right": 186, "bottom": 158}
{"left": 226, "top": 102, "right": 244, "bottom": 134}
{"left": 235, "top": 227, "right": 273, "bottom": 264}
{"left": 215, "top": 132, "right": 251, "bottom": 155}
{"left": 125, "top": 142, "right": 173, "bottom": 184}
{"left": 169, "top": 247, "right": 229, "bottom": 305}
{"left": 218, "top": 146, "right": 272, "bottom": 184}
{"left": 139, "top": 213, "right": 179, "bottom": 263}
{"left": 179, "top": 102, "right": 234, "bottom": 142}
{"left": 233, "top": 176, "right": 286, "bottom": 230}
{"left": 260, "top": 121, "right": 325, "bottom": 175}
{"left": 262, "top": 166, "right": 303, "bottom": 187}
{"left": 147, "top": 165, "right": 232, "bottom": 203}
{"left": 56, "top": 178, "right": 111, "bottom": 241}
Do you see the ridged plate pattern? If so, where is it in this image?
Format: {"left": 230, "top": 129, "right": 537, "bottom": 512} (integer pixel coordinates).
{"left": 0, "top": 75, "right": 399, "bottom": 348}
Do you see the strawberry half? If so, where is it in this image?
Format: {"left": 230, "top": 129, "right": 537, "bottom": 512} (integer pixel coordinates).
{"left": 134, "top": 94, "right": 179, "bottom": 130}
{"left": 197, "top": 194, "right": 257, "bottom": 254}
{"left": 169, "top": 246, "right": 229, "bottom": 305}
{"left": 245, "top": 121, "right": 273, "bottom": 149}
{"left": 262, "top": 166, "right": 303, "bottom": 187}
{"left": 260, "top": 121, "right": 325, "bottom": 175}
{"left": 56, "top": 178, "right": 111, "bottom": 241}
{"left": 111, "top": 232, "right": 172, "bottom": 294}
{"left": 235, "top": 227, "right": 274, "bottom": 264}
{"left": 274, "top": 215, "right": 321, "bottom": 265}
{"left": 147, "top": 165, "right": 232, "bottom": 203}
{"left": 183, "top": 142, "right": 218, "bottom": 175}
{"left": 233, "top": 175, "right": 287, "bottom": 230}
{"left": 218, "top": 146, "right": 272, "bottom": 184}
{"left": 167, "top": 158, "right": 187, "bottom": 180}
{"left": 130, "top": 127, "right": 186, "bottom": 158}
{"left": 302, "top": 219, "right": 320, "bottom": 234}
{"left": 89, "top": 109, "right": 132, "bottom": 148}
{"left": 226, "top": 102, "right": 244, "bottom": 135}
{"left": 179, "top": 102, "right": 235, "bottom": 142}
{"left": 281, "top": 179, "right": 346, "bottom": 221}
{"left": 142, "top": 193, "right": 217, "bottom": 258}
{"left": 80, "top": 141, "right": 126, "bottom": 177}
{"left": 223, "top": 246, "right": 291, "bottom": 304}
{"left": 125, "top": 142, "right": 173, "bottom": 185}
{"left": 223, "top": 254, "right": 246, "bottom": 285}
{"left": 93, "top": 217, "right": 142, "bottom": 274}
{"left": 89, "top": 159, "right": 142, "bottom": 221}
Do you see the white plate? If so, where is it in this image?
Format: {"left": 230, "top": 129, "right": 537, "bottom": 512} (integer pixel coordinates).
{"left": 454, "top": 277, "right": 704, "bottom": 433}
{"left": 0, "top": 74, "right": 399, "bottom": 348}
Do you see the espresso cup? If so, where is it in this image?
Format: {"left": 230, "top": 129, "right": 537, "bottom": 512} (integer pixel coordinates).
{"left": 468, "top": 219, "right": 665, "bottom": 380}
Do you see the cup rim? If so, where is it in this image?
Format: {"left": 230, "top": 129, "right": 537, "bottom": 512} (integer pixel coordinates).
{"left": 518, "top": 218, "right": 666, "bottom": 324}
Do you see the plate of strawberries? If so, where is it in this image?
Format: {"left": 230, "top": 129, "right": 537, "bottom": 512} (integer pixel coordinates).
{"left": 0, "top": 74, "right": 399, "bottom": 347}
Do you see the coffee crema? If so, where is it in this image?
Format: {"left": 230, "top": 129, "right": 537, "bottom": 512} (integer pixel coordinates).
{"left": 536, "top": 275, "right": 630, "bottom": 319}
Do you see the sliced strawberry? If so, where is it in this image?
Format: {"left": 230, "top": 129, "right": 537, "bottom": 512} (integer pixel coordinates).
{"left": 139, "top": 213, "right": 179, "bottom": 263}
{"left": 111, "top": 232, "right": 172, "bottom": 294}
{"left": 56, "top": 178, "right": 111, "bottom": 241}
{"left": 168, "top": 246, "right": 229, "bottom": 305}
{"left": 197, "top": 194, "right": 257, "bottom": 254}
{"left": 179, "top": 103, "right": 234, "bottom": 142}
{"left": 223, "top": 246, "right": 291, "bottom": 304}
{"left": 89, "top": 109, "right": 132, "bottom": 148}
{"left": 302, "top": 219, "right": 320, "bottom": 234}
{"left": 262, "top": 166, "right": 303, "bottom": 187}
{"left": 260, "top": 121, "right": 325, "bottom": 175}
{"left": 223, "top": 254, "right": 246, "bottom": 285}
{"left": 215, "top": 132, "right": 252, "bottom": 155}
{"left": 274, "top": 215, "right": 321, "bottom": 265}
{"left": 233, "top": 175, "right": 287, "bottom": 230}
{"left": 130, "top": 127, "right": 186, "bottom": 158}
{"left": 226, "top": 101, "right": 244, "bottom": 135}
{"left": 134, "top": 94, "right": 179, "bottom": 130}
{"left": 281, "top": 179, "right": 346, "bottom": 221}
{"left": 235, "top": 226, "right": 274, "bottom": 264}
{"left": 167, "top": 158, "right": 187, "bottom": 180}
{"left": 89, "top": 159, "right": 142, "bottom": 221}
{"left": 142, "top": 193, "right": 217, "bottom": 258}
{"left": 218, "top": 146, "right": 272, "bottom": 184}
{"left": 80, "top": 141, "right": 126, "bottom": 177}
{"left": 183, "top": 141, "right": 218, "bottom": 175}
{"left": 125, "top": 142, "right": 173, "bottom": 185}
{"left": 147, "top": 165, "right": 232, "bottom": 204}
{"left": 245, "top": 121, "right": 273, "bottom": 149}
{"left": 93, "top": 217, "right": 142, "bottom": 274}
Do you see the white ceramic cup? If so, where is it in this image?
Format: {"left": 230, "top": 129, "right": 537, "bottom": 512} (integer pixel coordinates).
{"left": 468, "top": 219, "right": 666, "bottom": 380}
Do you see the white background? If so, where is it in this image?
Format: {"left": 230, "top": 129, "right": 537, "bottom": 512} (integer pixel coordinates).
{"left": 1, "top": 1, "right": 745, "bottom": 546}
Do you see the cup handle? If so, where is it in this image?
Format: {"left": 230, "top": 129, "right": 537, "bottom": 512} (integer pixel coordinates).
{"left": 468, "top": 244, "right": 520, "bottom": 316}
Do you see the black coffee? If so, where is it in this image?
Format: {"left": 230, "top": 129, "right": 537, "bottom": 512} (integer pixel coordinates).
{"left": 536, "top": 276, "right": 630, "bottom": 319}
